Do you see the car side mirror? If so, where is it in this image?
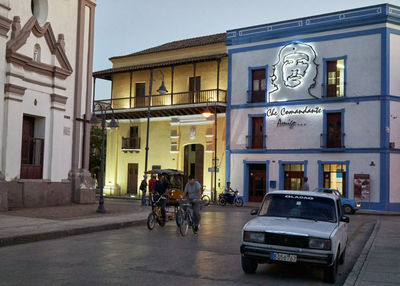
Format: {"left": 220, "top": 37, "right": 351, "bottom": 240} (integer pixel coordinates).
{"left": 340, "top": 216, "right": 350, "bottom": 223}
{"left": 250, "top": 209, "right": 258, "bottom": 215}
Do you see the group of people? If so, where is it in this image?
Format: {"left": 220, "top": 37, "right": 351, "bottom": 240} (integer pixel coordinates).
{"left": 139, "top": 173, "right": 202, "bottom": 232}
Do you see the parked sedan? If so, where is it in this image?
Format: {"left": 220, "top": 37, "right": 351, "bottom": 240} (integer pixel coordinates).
{"left": 314, "top": 188, "right": 360, "bottom": 214}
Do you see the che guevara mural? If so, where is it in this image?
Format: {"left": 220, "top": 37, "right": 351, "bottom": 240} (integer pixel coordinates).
{"left": 269, "top": 42, "right": 319, "bottom": 102}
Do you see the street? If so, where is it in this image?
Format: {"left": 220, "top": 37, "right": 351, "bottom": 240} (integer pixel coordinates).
{"left": 0, "top": 206, "right": 377, "bottom": 286}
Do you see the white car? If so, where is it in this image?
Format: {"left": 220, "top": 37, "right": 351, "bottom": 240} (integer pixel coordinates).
{"left": 241, "top": 190, "right": 349, "bottom": 283}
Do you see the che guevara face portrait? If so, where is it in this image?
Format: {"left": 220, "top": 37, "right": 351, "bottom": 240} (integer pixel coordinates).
{"left": 269, "top": 42, "right": 318, "bottom": 101}
{"left": 282, "top": 52, "right": 310, "bottom": 88}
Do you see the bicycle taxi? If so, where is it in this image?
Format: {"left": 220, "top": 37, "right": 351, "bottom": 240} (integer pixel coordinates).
{"left": 146, "top": 169, "right": 185, "bottom": 230}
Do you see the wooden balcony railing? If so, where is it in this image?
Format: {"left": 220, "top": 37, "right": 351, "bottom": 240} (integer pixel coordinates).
{"left": 122, "top": 137, "right": 140, "bottom": 150}
{"left": 95, "top": 89, "right": 227, "bottom": 110}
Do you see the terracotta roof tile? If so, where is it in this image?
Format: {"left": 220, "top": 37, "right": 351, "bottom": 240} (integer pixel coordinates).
{"left": 110, "top": 33, "right": 226, "bottom": 60}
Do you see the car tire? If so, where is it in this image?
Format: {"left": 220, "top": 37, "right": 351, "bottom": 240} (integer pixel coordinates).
{"left": 241, "top": 256, "right": 258, "bottom": 274}
{"left": 323, "top": 257, "right": 338, "bottom": 283}
{"left": 339, "top": 248, "right": 346, "bottom": 265}
{"left": 343, "top": 204, "right": 354, "bottom": 214}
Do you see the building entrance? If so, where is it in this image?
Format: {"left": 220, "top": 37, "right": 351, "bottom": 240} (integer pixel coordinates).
{"left": 248, "top": 164, "right": 266, "bottom": 202}
{"left": 127, "top": 163, "right": 138, "bottom": 195}
{"left": 283, "top": 164, "right": 305, "bottom": 190}
{"left": 183, "top": 144, "right": 204, "bottom": 186}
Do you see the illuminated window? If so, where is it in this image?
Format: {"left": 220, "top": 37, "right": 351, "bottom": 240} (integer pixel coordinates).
{"left": 323, "top": 164, "right": 347, "bottom": 196}
{"left": 326, "top": 59, "right": 345, "bottom": 97}
{"left": 283, "top": 164, "right": 305, "bottom": 190}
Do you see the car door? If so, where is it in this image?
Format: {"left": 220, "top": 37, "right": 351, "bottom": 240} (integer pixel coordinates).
{"left": 336, "top": 199, "right": 348, "bottom": 254}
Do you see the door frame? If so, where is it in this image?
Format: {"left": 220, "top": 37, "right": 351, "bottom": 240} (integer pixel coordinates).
{"left": 243, "top": 160, "right": 269, "bottom": 202}
{"left": 279, "top": 160, "right": 308, "bottom": 190}
{"left": 318, "top": 160, "right": 350, "bottom": 198}
{"left": 127, "top": 163, "right": 139, "bottom": 195}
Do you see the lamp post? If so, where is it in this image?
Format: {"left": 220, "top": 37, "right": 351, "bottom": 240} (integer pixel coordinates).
{"left": 144, "top": 69, "right": 168, "bottom": 176}
{"left": 90, "top": 102, "right": 118, "bottom": 213}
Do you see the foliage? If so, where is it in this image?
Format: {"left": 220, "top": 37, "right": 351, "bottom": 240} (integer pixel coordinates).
{"left": 89, "top": 125, "right": 104, "bottom": 178}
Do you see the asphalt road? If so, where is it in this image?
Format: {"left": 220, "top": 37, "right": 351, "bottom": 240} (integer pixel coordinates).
{"left": 0, "top": 205, "right": 377, "bottom": 286}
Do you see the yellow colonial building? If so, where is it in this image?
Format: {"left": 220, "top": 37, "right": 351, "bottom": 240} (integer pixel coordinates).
{"left": 93, "top": 33, "right": 227, "bottom": 198}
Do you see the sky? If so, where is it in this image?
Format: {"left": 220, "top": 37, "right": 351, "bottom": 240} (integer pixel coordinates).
{"left": 93, "top": 0, "right": 400, "bottom": 99}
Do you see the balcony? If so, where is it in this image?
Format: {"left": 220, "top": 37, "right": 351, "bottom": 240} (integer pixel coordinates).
{"left": 97, "top": 89, "right": 226, "bottom": 110}
{"left": 122, "top": 137, "right": 140, "bottom": 151}
{"left": 246, "top": 135, "right": 266, "bottom": 149}
{"left": 320, "top": 133, "right": 345, "bottom": 149}
{"left": 247, "top": 90, "right": 266, "bottom": 103}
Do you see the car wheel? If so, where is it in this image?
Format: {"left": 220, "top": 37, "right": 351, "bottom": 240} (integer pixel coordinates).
{"left": 147, "top": 212, "right": 156, "bottom": 230}
{"left": 343, "top": 204, "right": 354, "bottom": 214}
{"left": 339, "top": 248, "right": 346, "bottom": 265}
{"left": 241, "top": 256, "right": 258, "bottom": 274}
{"left": 235, "top": 198, "right": 244, "bottom": 207}
{"left": 323, "top": 257, "right": 338, "bottom": 283}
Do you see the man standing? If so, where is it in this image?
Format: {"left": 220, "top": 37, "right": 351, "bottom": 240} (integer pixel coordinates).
{"left": 155, "top": 173, "right": 169, "bottom": 225}
{"left": 140, "top": 175, "right": 148, "bottom": 206}
{"left": 300, "top": 177, "right": 310, "bottom": 191}
{"left": 184, "top": 174, "right": 202, "bottom": 233}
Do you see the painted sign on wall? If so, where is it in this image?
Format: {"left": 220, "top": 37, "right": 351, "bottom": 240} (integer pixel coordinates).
{"left": 354, "top": 174, "right": 370, "bottom": 201}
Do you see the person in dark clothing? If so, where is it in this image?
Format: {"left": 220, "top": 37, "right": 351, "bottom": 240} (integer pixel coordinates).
{"left": 139, "top": 175, "right": 148, "bottom": 206}
{"left": 154, "top": 173, "right": 169, "bottom": 225}
{"left": 148, "top": 174, "right": 157, "bottom": 206}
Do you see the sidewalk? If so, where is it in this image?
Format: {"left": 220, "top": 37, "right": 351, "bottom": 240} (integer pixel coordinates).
{"left": 0, "top": 200, "right": 149, "bottom": 247}
{"left": 344, "top": 217, "right": 400, "bottom": 286}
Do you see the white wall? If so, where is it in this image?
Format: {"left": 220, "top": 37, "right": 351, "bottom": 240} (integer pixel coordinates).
{"left": 390, "top": 154, "right": 400, "bottom": 203}
{"left": 230, "top": 153, "right": 381, "bottom": 202}
{"left": 230, "top": 33, "right": 381, "bottom": 105}
{"left": 390, "top": 33, "right": 400, "bottom": 96}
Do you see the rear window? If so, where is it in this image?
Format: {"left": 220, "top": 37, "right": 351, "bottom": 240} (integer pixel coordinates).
{"left": 259, "top": 193, "right": 337, "bottom": 223}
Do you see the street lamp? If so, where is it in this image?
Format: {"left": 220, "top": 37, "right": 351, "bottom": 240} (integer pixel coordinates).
{"left": 90, "top": 102, "right": 119, "bottom": 213}
{"left": 202, "top": 99, "right": 218, "bottom": 203}
{"left": 144, "top": 69, "right": 168, "bottom": 176}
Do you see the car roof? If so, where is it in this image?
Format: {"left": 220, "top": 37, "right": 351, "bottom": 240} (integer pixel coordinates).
{"left": 267, "top": 190, "right": 338, "bottom": 200}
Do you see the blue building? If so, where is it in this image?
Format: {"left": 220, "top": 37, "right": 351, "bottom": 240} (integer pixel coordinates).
{"left": 225, "top": 4, "right": 400, "bottom": 211}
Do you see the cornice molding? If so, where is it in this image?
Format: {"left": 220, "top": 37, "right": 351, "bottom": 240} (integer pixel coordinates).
{"left": 51, "top": 93, "right": 68, "bottom": 104}
{"left": 4, "top": 83, "right": 26, "bottom": 95}
{"left": 0, "top": 15, "right": 11, "bottom": 37}
{"left": 6, "top": 16, "right": 73, "bottom": 79}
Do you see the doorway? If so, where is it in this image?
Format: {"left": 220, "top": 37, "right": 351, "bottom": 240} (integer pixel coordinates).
{"left": 283, "top": 164, "right": 305, "bottom": 190}
{"left": 248, "top": 164, "right": 266, "bottom": 202}
{"left": 20, "top": 115, "right": 44, "bottom": 179}
{"left": 127, "top": 163, "right": 138, "bottom": 195}
{"left": 183, "top": 144, "right": 204, "bottom": 186}
{"left": 323, "top": 163, "right": 347, "bottom": 196}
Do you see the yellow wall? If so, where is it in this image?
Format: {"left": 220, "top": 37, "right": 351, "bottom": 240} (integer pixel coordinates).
{"left": 104, "top": 116, "right": 226, "bottom": 197}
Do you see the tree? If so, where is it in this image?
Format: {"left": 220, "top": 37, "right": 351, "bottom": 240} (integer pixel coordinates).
{"left": 89, "top": 125, "right": 104, "bottom": 181}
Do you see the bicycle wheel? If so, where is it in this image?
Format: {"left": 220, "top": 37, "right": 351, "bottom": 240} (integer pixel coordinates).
{"left": 176, "top": 208, "right": 184, "bottom": 227}
{"left": 201, "top": 195, "right": 211, "bottom": 206}
{"left": 179, "top": 212, "right": 189, "bottom": 236}
{"left": 235, "top": 197, "right": 244, "bottom": 207}
{"left": 147, "top": 212, "right": 156, "bottom": 230}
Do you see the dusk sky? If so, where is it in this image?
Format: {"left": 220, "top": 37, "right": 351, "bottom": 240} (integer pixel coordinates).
{"left": 93, "top": 0, "right": 400, "bottom": 99}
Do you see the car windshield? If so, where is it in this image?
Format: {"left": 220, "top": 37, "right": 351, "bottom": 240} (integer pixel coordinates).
{"left": 259, "top": 193, "right": 337, "bottom": 223}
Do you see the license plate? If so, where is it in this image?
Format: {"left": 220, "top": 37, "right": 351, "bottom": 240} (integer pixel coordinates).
{"left": 270, "top": 252, "right": 297, "bottom": 263}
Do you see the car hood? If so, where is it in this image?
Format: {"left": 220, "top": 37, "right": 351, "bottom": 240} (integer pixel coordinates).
{"left": 244, "top": 216, "right": 337, "bottom": 239}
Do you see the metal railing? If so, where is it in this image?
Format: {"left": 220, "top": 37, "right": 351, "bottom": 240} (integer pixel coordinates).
{"left": 94, "top": 89, "right": 227, "bottom": 110}
{"left": 246, "top": 135, "right": 266, "bottom": 149}
{"left": 247, "top": 90, "right": 266, "bottom": 103}
{"left": 320, "top": 133, "right": 345, "bottom": 148}
{"left": 122, "top": 137, "right": 140, "bottom": 150}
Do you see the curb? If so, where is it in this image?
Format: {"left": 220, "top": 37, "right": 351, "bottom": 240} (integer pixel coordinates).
{"left": 0, "top": 219, "right": 146, "bottom": 248}
{"left": 343, "top": 220, "right": 380, "bottom": 286}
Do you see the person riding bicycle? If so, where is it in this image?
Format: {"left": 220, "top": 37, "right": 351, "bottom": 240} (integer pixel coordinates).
{"left": 183, "top": 174, "right": 202, "bottom": 233}
{"left": 154, "top": 173, "right": 169, "bottom": 226}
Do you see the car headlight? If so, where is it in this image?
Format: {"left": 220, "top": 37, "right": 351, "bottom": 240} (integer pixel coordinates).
{"left": 243, "top": 231, "right": 265, "bottom": 243}
{"left": 309, "top": 238, "right": 331, "bottom": 250}
{"left": 356, "top": 203, "right": 361, "bottom": 208}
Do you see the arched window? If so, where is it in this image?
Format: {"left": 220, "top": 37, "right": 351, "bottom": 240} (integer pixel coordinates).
{"left": 33, "top": 44, "right": 41, "bottom": 62}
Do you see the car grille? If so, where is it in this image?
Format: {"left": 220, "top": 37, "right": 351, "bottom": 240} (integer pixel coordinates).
{"left": 265, "top": 232, "right": 309, "bottom": 248}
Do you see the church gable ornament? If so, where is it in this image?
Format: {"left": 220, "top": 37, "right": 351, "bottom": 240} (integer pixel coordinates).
{"left": 6, "top": 16, "right": 73, "bottom": 79}
{"left": 269, "top": 42, "right": 318, "bottom": 102}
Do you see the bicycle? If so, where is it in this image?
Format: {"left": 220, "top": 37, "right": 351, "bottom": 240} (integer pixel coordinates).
{"left": 179, "top": 200, "right": 196, "bottom": 236}
{"left": 147, "top": 193, "right": 167, "bottom": 230}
